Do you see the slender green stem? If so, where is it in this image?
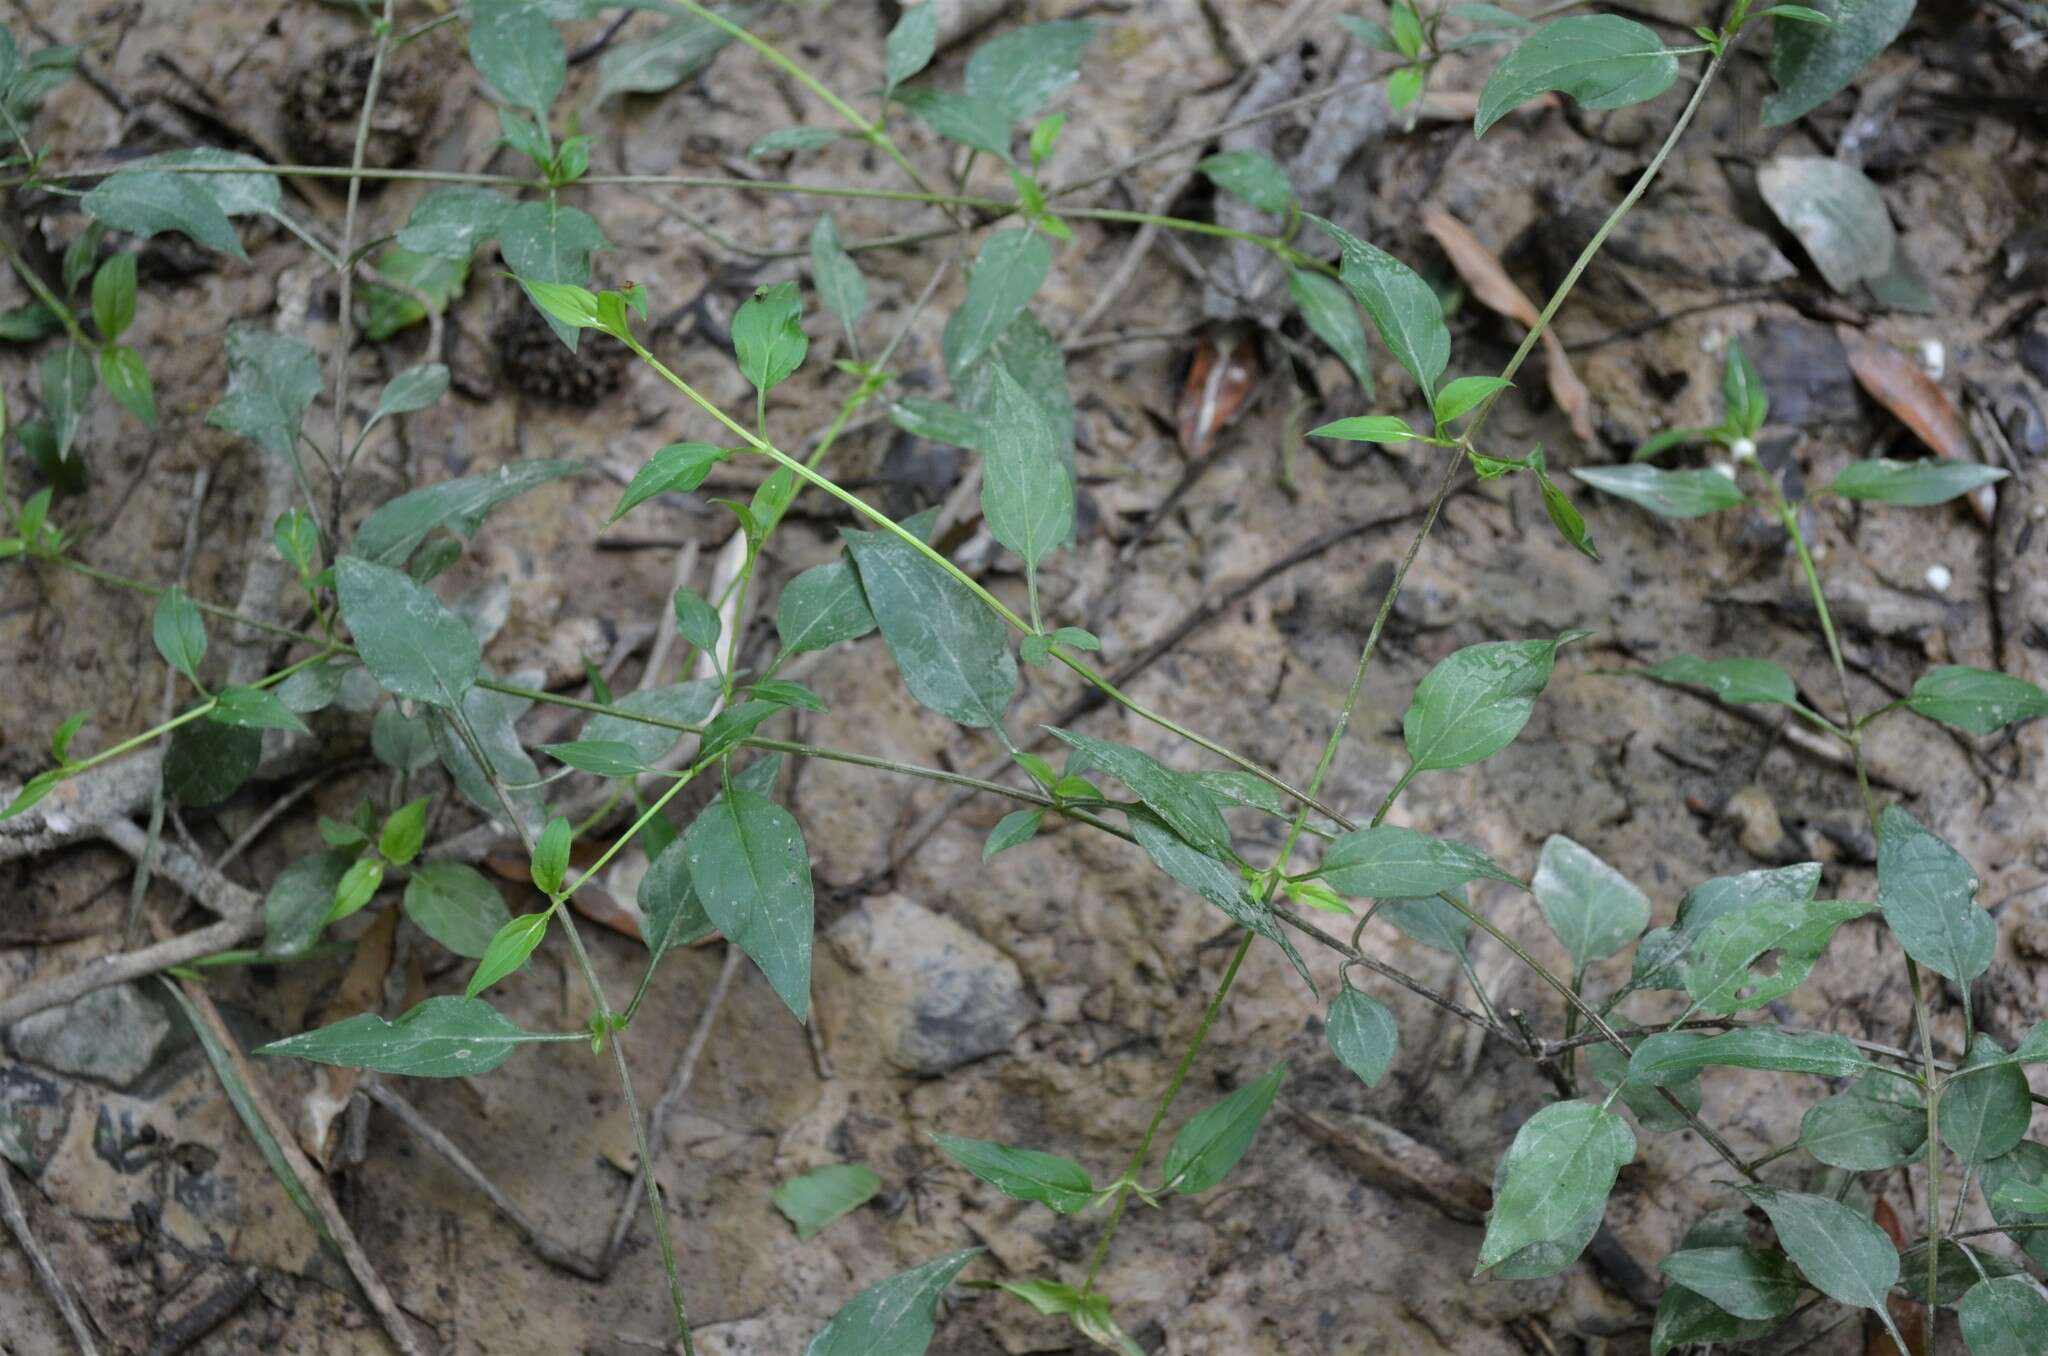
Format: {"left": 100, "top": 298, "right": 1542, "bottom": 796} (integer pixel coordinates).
{"left": 1082, "top": 932, "right": 1253, "bottom": 1296}
{"left": 0, "top": 221, "right": 90, "bottom": 348}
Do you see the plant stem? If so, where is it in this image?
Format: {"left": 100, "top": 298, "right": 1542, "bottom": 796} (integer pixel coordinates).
{"left": 0, "top": 220, "right": 90, "bottom": 348}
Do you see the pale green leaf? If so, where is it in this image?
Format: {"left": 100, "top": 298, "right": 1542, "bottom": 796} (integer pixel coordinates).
{"left": 1163, "top": 1060, "right": 1287, "bottom": 1194}
{"left": 1531, "top": 834, "right": 1649, "bottom": 971}
{"left": 931, "top": 1134, "right": 1094, "bottom": 1213}
{"left": 403, "top": 862, "right": 512, "bottom": 959}
{"left": 1575, "top": 464, "right": 1745, "bottom": 518}
{"left": 1403, "top": 631, "right": 1587, "bottom": 772}
{"left": 1475, "top": 1100, "right": 1634, "bottom": 1274}
{"left": 773, "top": 1163, "right": 881, "bottom": 1240}
{"left": 257, "top": 994, "right": 543, "bottom": 1076}
{"left": 335, "top": 556, "right": 481, "bottom": 708}
{"left": 1877, "top": 804, "right": 1993, "bottom": 985}
{"left": 1475, "top": 17, "right": 1678, "bottom": 137}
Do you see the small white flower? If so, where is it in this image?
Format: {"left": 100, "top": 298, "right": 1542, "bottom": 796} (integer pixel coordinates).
{"left": 1925, "top": 564, "right": 1953, "bottom": 593}
{"left": 1712, "top": 461, "right": 1738, "bottom": 480}
{"left": 1729, "top": 437, "right": 1757, "bottom": 463}
{"left": 1920, "top": 339, "right": 1945, "bottom": 380}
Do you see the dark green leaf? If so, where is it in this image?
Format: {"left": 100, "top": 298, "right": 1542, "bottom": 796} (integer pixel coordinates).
{"left": 672, "top": 584, "right": 722, "bottom": 656}
{"left": 984, "top": 808, "right": 1043, "bottom": 860}
{"left": 404, "top": 862, "right": 512, "bottom": 959}
{"left": 1650, "top": 1284, "right": 1779, "bottom": 1354}
{"left": 40, "top": 342, "right": 94, "bottom": 460}
{"left": 884, "top": 0, "right": 938, "bottom": 97}
{"left": 1957, "top": 1275, "right": 2048, "bottom": 1356}
{"left": 1800, "top": 1073, "right": 1926, "bottom": 1171}
{"left": 1381, "top": 893, "right": 1472, "bottom": 956}
{"left": 1762, "top": 0, "right": 1913, "bottom": 127}
{"left": 162, "top": 720, "right": 261, "bottom": 806}
{"left": 593, "top": 3, "right": 752, "bottom": 103}
{"left": 263, "top": 850, "right": 353, "bottom": 958}
{"left": 152, "top": 585, "right": 207, "bottom": 687}
{"left": 1643, "top": 654, "right": 1799, "bottom": 707}
{"left": 1985, "top": 1142, "right": 2048, "bottom": 1269}
{"left": 121, "top": 148, "right": 280, "bottom": 218}
{"left": 943, "top": 230, "right": 1053, "bottom": 381}
{"left": 1628, "top": 1027, "right": 1870, "bottom": 1086}
{"left": 773, "top": 1163, "right": 881, "bottom": 1240}
{"left": 1877, "top": 804, "right": 1993, "bottom": 985}
{"left": 350, "top": 460, "right": 579, "bottom": 569}
{"left": 1322, "top": 825, "right": 1520, "bottom": 898}
{"left": 685, "top": 789, "right": 814, "bottom": 1023}
{"left": 397, "top": 186, "right": 517, "bottom": 260}
{"left": 809, "top": 214, "right": 866, "bottom": 343}
{"left": 1475, "top": 1100, "right": 1635, "bottom": 1274}
{"left": 1531, "top": 834, "right": 1649, "bottom": 970}
{"left": 1326, "top": 983, "right": 1398, "bottom": 1087}
{"left": 1196, "top": 150, "right": 1294, "bottom": 214}
{"left": 893, "top": 85, "right": 1013, "bottom": 160}
{"left": 1307, "top": 214, "right": 1448, "bottom": 395}
{"left": 542, "top": 739, "right": 648, "bottom": 777}
{"left": 336, "top": 557, "right": 481, "bottom": 708}
{"left": 1163, "top": 1060, "right": 1286, "bottom": 1194}
{"left": 100, "top": 344, "right": 155, "bottom": 428}
{"left": 258, "top": 994, "right": 544, "bottom": 1076}
{"left": 1826, "top": 458, "right": 2008, "bottom": 506}
{"left": 82, "top": 171, "right": 246, "bottom": 260}
{"left": 733, "top": 280, "right": 808, "bottom": 394}
{"left": 1757, "top": 154, "right": 1897, "bottom": 294}
{"left": 1286, "top": 268, "right": 1374, "bottom": 397}
{"left": 1659, "top": 1246, "right": 1800, "bottom": 1320}
{"left": 499, "top": 199, "right": 607, "bottom": 348}
{"left": 578, "top": 680, "right": 717, "bottom": 764}
{"left": 1737, "top": 1185, "right": 1900, "bottom": 1322}
{"left": 1403, "top": 631, "right": 1588, "bottom": 772}
{"left": 1575, "top": 463, "right": 1745, "bottom": 518}
{"left": 1047, "top": 728, "right": 1229, "bottom": 855}
{"left": 1941, "top": 1035, "right": 2031, "bottom": 1164}
{"left": 1474, "top": 16, "right": 1678, "bottom": 137}
{"left": 1127, "top": 812, "right": 1314, "bottom": 990}
{"left": 91, "top": 252, "right": 136, "bottom": 340}
{"left": 1583, "top": 1041, "right": 1701, "bottom": 1134}
{"left": 979, "top": 364, "right": 1071, "bottom": 571}
{"left": 429, "top": 686, "right": 546, "bottom": 837}
{"left": 638, "top": 834, "right": 716, "bottom": 957}
{"left": 931, "top": 1133, "right": 1094, "bottom": 1213}
{"left": 611, "top": 443, "right": 728, "bottom": 524}
{"left": 1633, "top": 863, "right": 1822, "bottom": 991}
{"left": 963, "top": 20, "right": 1097, "bottom": 124}
{"left": 748, "top": 126, "right": 849, "bottom": 158}
{"left": 1907, "top": 665, "right": 2048, "bottom": 736}
{"left": 776, "top": 557, "right": 876, "bottom": 655}
{"left": 210, "top": 684, "right": 310, "bottom": 734}
{"left": 1683, "top": 897, "right": 1872, "bottom": 1016}
{"left": 369, "top": 365, "right": 449, "bottom": 429}
{"left": 207, "top": 327, "right": 321, "bottom": 461}
{"left": 1900, "top": 1240, "right": 2025, "bottom": 1308}
{"left": 802, "top": 1250, "right": 982, "bottom": 1356}
{"left": 1435, "top": 375, "right": 1511, "bottom": 423}
{"left": 469, "top": 0, "right": 566, "bottom": 114}
{"left": 841, "top": 520, "right": 1017, "bottom": 729}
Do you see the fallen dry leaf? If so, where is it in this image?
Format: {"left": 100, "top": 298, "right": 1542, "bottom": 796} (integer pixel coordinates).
{"left": 1422, "top": 206, "right": 1597, "bottom": 444}
{"left": 298, "top": 908, "right": 396, "bottom": 1168}
{"left": 1837, "top": 324, "right": 1994, "bottom": 525}
{"left": 1177, "top": 327, "right": 1260, "bottom": 459}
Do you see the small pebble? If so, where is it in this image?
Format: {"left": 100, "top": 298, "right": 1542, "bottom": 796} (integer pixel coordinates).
{"left": 1926, "top": 564, "right": 1954, "bottom": 593}
{"left": 1920, "top": 339, "right": 1945, "bottom": 380}
{"left": 1712, "top": 461, "right": 1737, "bottom": 480}
{"left": 1730, "top": 437, "right": 1757, "bottom": 463}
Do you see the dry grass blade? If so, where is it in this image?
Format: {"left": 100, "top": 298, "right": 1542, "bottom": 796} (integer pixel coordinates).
{"left": 1837, "top": 323, "right": 1995, "bottom": 525}
{"left": 1422, "top": 206, "right": 1596, "bottom": 443}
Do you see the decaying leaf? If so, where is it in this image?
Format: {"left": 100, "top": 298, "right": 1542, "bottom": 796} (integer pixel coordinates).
{"left": 1177, "top": 327, "right": 1261, "bottom": 458}
{"left": 1837, "top": 324, "right": 1995, "bottom": 525}
{"left": 1422, "top": 206, "right": 1595, "bottom": 442}
{"left": 298, "top": 908, "right": 397, "bottom": 1167}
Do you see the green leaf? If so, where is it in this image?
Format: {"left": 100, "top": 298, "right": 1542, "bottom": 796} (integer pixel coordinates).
{"left": 1659, "top": 1246, "right": 1800, "bottom": 1321}
{"left": 1475, "top": 1100, "right": 1635, "bottom": 1274}
{"left": 1907, "top": 665, "right": 2048, "bottom": 736}
{"left": 1877, "top": 805, "right": 1993, "bottom": 985}
{"left": 1531, "top": 834, "right": 1649, "bottom": 971}
{"left": 963, "top": 19, "right": 1097, "bottom": 124}
{"left": 809, "top": 214, "right": 866, "bottom": 344}
{"left": 91, "top": 252, "right": 136, "bottom": 340}
{"left": 121, "top": 148, "right": 280, "bottom": 219}
{"left": 82, "top": 171, "right": 247, "bottom": 260}
{"left": 1757, "top": 154, "right": 1897, "bottom": 294}
{"left": 1381, "top": 893, "right": 1472, "bottom": 956}
{"left": 1386, "top": 63, "right": 1425, "bottom": 111}
{"left": 1128, "top": 811, "right": 1313, "bottom": 991}
{"left": 100, "top": 344, "right": 155, "bottom": 429}
{"left": 350, "top": 460, "right": 580, "bottom": 568}
{"left": 746, "top": 679, "right": 826, "bottom": 714}
{"left": 685, "top": 789, "right": 815, "bottom": 1023}
{"left": 40, "top": 342, "right": 94, "bottom": 459}
{"left": 397, "top": 186, "right": 516, "bottom": 260}
{"left": 1474, "top": 17, "right": 1679, "bottom": 137}
{"left": 530, "top": 815, "right": 572, "bottom": 897}
{"left": 467, "top": 911, "right": 550, "bottom": 997}
{"left": 1047, "top": 728, "right": 1229, "bottom": 856}
{"left": 162, "top": 720, "right": 262, "bottom": 806}
{"left": 1326, "top": 983, "right": 1398, "bottom": 1087}
{"left": 593, "top": 2, "right": 753, "bottom": 103}
{"left": 1900, "top": 1241, "right": 2025, "bottom": 1307}
{"left": 1286, "top": 268, "right": 1373, "bottom": 397}
{"left": 1574, "top": 464, "right": 1745, "bottom": 518}
{"left": 1307, "top": 214, "right": 1449, "bottom": 396}
{"left": 1529, "top": 448, "right": 1598, "bottom": 561}
{"left": 1736, "top": 1185, "right": 1900, "bottom": 1322}
{"left": 984, "top": 808, "right": 1043, "bottom": 860}
{"left": 207, "top": 327, "right": 321, "bottom": 461}
{"left": 403, "top": 863, "right": 512, "bottom": 960}
{"left": 1632, "top": 424, "right": 1722, "bottom": 462}
{"left": 979, "top": 364, "right": 1072, "bottom": 572}
{"left": 841, "top": 519, "right": 1017, "bottom": 729}
{"left": 209, "top": 684, "right": 310, "bottom": 735}
{"left": 326, "top": 857, "right": 384, "bottom": 925}
{"left": 1722, "top": 340, "right": 1768, "bottom": 436}
{"left": 773, "top": 1163, "right": 882, "bottom": 1240}
{"left": 1628, "top": 1026, "right": 1870, "bottom": 1086}
{"left": 1322, "top": 825, "right": 1521, "bottom": 898}
{"left": 1799, "top": 1072, "right": 1927, "bottom": 1170}
{"left": 696, "top": 698, "right": 783, "bottom": 763}
{"left": 263, "top": 851, "right": 354, "bottom": 958}
{"left": 429, "top": 686, "right": 547, "bottom": 838}
{"left": 1643, "top": 654, "right": 1799, "bottom": 707}
{"left": 1191, "top": 769, "right": 1290, "bottom": 817}
{"left": 48, "top": 711, "right": 90, "bottom": 764}
{"left": 748, "top": 126, "right": 850, "bottom": 159}
{"left": 336, "top": 557, "right": 481, "bottom": 708}
{"left": 733, "top": 280, "right": 808, "bottom": 394}
{"left": 369, "top": 364, "right": 450, "bottom": 431}
{"left": 1163, "top": 1060, "right": 1287, "bottom": 1194}
{"left": 1403, "top": 630, "right": 1587, "bottom": 772}
{"left": 1634, "top": 862, "right": 1822, "bottom": 991}
{"left": 499, "top": 200, "right": 608, "bottom": 348}
{"left": 1985, "top": 1142, "right": 2048, "bottom": 1269}
{"left": 542, "top": 739, "right": 648, "bottom": 778}
{"left": 638, "top": 834, "right": 717, "bottom": 956}
{"left": 1762, "top": 0, "right": 1913, "bottom": 127}
{"left": 889, "top": 396, "right": 985, "bottom": 448}
{"left": 258, "top": 994, "right": 544, "bottom": 1077}
{"left": 152, "top": 585, "right": 208, "bottom": 688}
{"left": 0, "top": 300, "right": 62, "bottom": 343}
{"left": 802, "top": 1250, "right": 981, "bottom": 1356}
{"left": 609, "top": 442, "right": 726, "bottom": 524}
{"left": 1825, "top": 458, "right": 2009, "bottom": 506}
{"left": 672, "top": 584, "right": 722, "bottom": 656}
{"left": 578, "top": 681, "right": 718, "bottom": 765}
{"left": 1583, "top": 1041, "right": 1701, "bottom": 1134}
{"left": 1650, "top": 1284, "right": 1779, "bottom": 1354}
{"left": 1434, "top": 375, "right": 1511, "bottom": 424}
{"left": 943, "top": 230, "right": 1053, "bottom": 381}
{"left": 360, "top": 247, "right": 468, "bottom": 342}
{"left": 1337, "top": 15, "right": 1401, "bottom": 52}
{"left": 1684, "top": 896, "right": 1873, "bottom": 1015}
{"left": 884, "top": 1, "right": 938, "bottom": 98}
{"left": 957, "top": 309, "right": 1075, "bottom": 478}
{"left": 776, "top": 557, "right": 876, "bottom": 656}
{"left": 1308, "top": 415, "right": 1417, "bottom": 444}
{"left": 931, "top": 1133, "right": 1094, "bottom": 1213}
{"left": 1957, "top": 1275, "right": 2048, "bottom": 1356}
{"left": 469, "top": 0, "right": 566, "bottom": 115}
{"left": 892, "top": 86, "right": 1014, "bottom": 160}
{"left": 1941, "top": 1035, "right": 2032, "bottom": 1164}
{"left": 1196, "top": 150, "right": 1294, "bottom": 214}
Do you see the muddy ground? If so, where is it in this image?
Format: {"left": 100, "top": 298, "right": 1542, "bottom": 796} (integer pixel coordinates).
{"left": 3, "top": 0, "right": 2047, "bottom": 1352}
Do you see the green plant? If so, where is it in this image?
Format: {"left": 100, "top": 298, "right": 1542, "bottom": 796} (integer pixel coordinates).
{"left": 5, "top": 2, "right": 2045, "bottom": 1354}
